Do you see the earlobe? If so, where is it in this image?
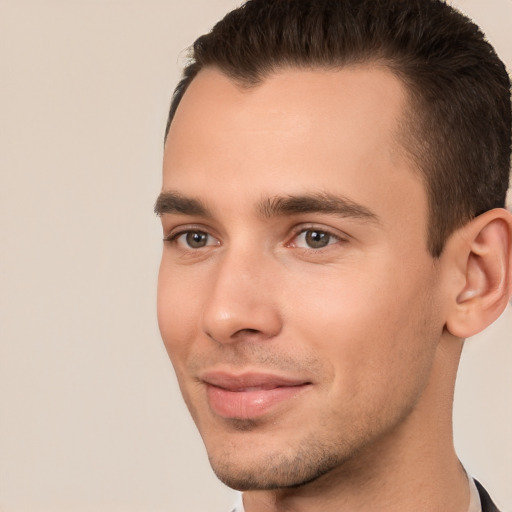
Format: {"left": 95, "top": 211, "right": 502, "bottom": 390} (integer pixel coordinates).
{"left": 445, "top": 208, "right": 512, "bottom": 339}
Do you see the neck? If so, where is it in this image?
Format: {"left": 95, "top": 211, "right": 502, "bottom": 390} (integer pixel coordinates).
{"left": 242, "top": 336, "right": 469, "bottom": 512}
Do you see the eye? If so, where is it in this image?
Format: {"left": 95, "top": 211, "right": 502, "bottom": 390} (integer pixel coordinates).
{"left": 170, "top": 230, "right": 218, "bottom": 249}
{"left": 293, "top": 229, "right": 339, "bottom": 249}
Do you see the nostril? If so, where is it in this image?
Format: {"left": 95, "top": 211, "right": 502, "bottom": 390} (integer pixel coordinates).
{"left": 231, "top": 327, "right": 278, "bottom": 342}
{"left": 204, "top": 329, "right": 257, "bottom": 344}
{"left": 233, "top": 328, "right": 266, "bottom": 338}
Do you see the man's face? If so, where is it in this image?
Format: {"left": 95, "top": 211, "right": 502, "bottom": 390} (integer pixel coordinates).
{"left": 157, "top": 67, "right": 447, "bottom": 490}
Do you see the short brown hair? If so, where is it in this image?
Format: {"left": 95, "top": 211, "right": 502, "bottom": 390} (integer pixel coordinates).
{"left": 165, "top": 0, "right": 511, "bottom": 257}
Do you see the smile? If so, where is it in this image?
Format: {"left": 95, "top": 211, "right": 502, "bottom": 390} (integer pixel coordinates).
{"left": 201, "top": 372, "right": 312, "bottom": 420}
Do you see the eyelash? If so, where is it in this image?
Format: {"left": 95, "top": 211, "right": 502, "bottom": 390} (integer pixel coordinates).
{"left": 164, "top": 224, "right": 346, "bottom": 253}
{"left": 287, "top": 226, "right": 344, "bottom": 250}
{"left": 163, "top": 227, "right": 218, "bottom": 249}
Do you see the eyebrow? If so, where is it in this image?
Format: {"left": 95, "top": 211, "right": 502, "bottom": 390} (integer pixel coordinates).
{"left": 154, "top": 192, "right": 211, "bottom": 217}
{"left": 258, "top": 193, "right": 380, "bottom": 223}
{"left": 154, "top": 190, "right": 380, "bottom": 224}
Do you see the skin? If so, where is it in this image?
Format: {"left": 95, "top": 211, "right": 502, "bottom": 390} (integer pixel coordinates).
{"left": 156, "top": 66, "right": 507, "bottom": 511}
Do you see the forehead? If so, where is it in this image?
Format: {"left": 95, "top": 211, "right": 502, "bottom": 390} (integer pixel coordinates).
{"left": 162, "top": 66, "right": 426, "bottom": 237}
{"left": 167, "top": 65, "right": 409, "bottom": 157}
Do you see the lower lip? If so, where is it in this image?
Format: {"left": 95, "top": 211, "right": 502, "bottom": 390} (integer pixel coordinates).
{"left": 206, "top": 384, "right": 310, "bottom": 420}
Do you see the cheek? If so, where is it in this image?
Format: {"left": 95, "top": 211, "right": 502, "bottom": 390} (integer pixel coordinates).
{"left": 284, "top": 261, "right": 440, "bottom": 396}
{"left": 157, "top": 260, "right": 202, "bottom": 367}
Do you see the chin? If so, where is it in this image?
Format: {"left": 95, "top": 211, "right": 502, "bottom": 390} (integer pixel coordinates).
{"left": 206, "top": 435, "right": 350, "bottom": 491}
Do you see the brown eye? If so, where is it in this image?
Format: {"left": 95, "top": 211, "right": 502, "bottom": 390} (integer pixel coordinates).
{"left": 291, "top": 228, "right": 339, "bottom": 249}
{"left": 304, "top": 230, "right": 331, "bottom": 248}
{"left": 167, "top": 229, "right": 219, "bottom": 251}
{"left": 185, "top": 231, "right": 209, "bottom": 248}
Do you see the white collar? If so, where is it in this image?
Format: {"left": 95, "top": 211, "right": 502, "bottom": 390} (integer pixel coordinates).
{"left": 467, "top": 474, "right": 483, "bottom": 512}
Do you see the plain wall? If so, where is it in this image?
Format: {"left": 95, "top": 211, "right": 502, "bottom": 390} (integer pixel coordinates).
{"left": 0, "top": 1, "right": 510, "bottom": 511}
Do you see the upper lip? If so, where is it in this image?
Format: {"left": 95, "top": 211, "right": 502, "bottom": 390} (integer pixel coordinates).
{"left": 201, "top": 371, "right": 311, "bottom": 391}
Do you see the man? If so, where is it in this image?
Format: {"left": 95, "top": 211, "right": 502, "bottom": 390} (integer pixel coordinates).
{"left": 155, "top": 0, "right": 511, "bottom": 510}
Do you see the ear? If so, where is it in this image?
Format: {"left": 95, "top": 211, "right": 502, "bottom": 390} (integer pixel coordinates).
{"left": 444, "top": 208, "right": 512, "bottom": 339}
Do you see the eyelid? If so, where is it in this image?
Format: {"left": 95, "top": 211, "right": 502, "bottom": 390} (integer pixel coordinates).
{"left": 163, "top": 224, "right": 220, "bottom": 246}
{"left": 286, "top": 224, "right": 349, "bottom": 248}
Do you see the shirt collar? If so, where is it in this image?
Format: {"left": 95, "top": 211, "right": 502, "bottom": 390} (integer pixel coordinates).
{"left": 468, "top": 475, "right": 483, "bottom": 512}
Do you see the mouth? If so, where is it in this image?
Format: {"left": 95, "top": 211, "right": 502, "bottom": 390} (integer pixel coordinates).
{"left": 201, "top": 371, "right": 312, "bottom": 420}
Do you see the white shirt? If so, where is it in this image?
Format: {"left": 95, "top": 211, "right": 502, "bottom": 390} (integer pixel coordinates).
{"left": 468, "top": 475, "right": 483, "bottom": 512}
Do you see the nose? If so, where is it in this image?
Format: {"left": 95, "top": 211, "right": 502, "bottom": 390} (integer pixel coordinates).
{"left": 201, "top": 248, "right": 283, "bottom": 344}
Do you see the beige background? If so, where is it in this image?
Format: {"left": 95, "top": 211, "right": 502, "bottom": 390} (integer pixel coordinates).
{"left": 0, "top": 1, "right": 511, "bottom": 511}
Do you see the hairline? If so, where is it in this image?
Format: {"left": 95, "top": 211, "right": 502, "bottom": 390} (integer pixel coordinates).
{"left": 164, "top": 60, "right": 434, "bottom": 252}
{"left": 165, "top": 60, "right": 426, "bottom": 184}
